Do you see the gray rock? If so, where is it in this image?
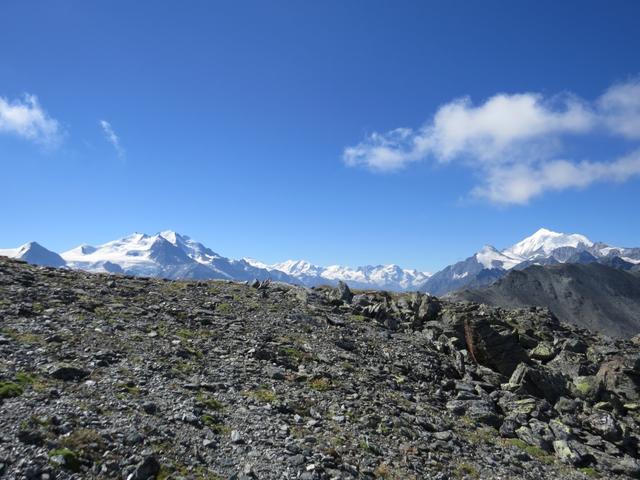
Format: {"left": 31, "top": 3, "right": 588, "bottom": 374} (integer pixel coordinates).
{"left": 49, "top": 364, "right": 90, "bottom": 381}
{"left": 130, "top": 455, "right": 160, "bottom": 480}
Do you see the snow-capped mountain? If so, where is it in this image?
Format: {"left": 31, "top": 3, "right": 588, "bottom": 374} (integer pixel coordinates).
{"left": 0, "top": 231, "right": 429, "bottom": 291}
{"left": 0, "top": 242, "right": 66, "bottom": 268}
{"left": 1, "top": 228, "right": 638, "bottom": 294}
{"left": 420, "top": 228, "right": 640, "bottom": 295}
{"left": 245, "top": 258, "right": 431, "bottom": 291}
{"left": 504, "top": 228, "right": 593, "bottom": 258}
{"left": 61, "top": 231, "right": 297, "bottom": 283}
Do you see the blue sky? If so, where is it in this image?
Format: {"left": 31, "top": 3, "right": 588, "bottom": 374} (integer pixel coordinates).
{"left": 1, "top": 1, "right": 639, "bottom": 271}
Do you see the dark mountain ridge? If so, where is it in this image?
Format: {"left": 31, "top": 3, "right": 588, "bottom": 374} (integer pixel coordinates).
{"left": 450, "top": 263, "right": 640, "bottom": 338}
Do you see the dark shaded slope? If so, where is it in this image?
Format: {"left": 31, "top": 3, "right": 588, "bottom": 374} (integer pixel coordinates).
{"left": 450, "top": 263, "right": 640, "bottom": 338}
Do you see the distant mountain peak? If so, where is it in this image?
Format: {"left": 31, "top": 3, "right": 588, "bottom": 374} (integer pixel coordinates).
{"left": 506, "top": 228, "right": 594, "bottom": 258}
{"left": 2, "top": 227, "right": 637, "bottom": 295}
{"left": 0, "top": 241, "right": 66, "bottom": 268}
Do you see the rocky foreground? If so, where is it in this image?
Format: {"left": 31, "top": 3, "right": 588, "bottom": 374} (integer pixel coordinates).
{"left": 1, "top": 257, "right": 640, "bottom": 479}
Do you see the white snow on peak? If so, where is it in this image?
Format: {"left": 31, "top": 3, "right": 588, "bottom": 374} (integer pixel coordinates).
{"left": 0, "top": 242, "right": 44, "bottom": 259}
{"left": 61, "top": 233, "right": 161, "bottom": 274}
{"left": 0, "top": 245, "right": 22, "bottom": 258}
{"left": 475, "top": 245, "right": 523, "bottom": 270}
{"left": 242, "top": 257, "right": 271, "bottom": 270}
{"left": 159, "top": 230, "right": 180, "bottom": 245}
{"left": 505, "top": 228, "right": 594, "bottom": 258}
{"left": 278, "top": 260, "right": 331, "bottom": 277}
{"left": 248, "top": 258, "right": 431, "bottom": 290}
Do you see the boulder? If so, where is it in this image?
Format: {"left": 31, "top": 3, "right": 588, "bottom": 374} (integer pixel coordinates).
{"left": 585, "top": 411, "right": 623, "bottom": 443}
{"left": 552, "top": 439, "right": 591, "bottom": 467}
{"left": 463, "top": 317, "right": 529, "bottom": 376}
{"left": 530, "top": 342, "right": 556, "bottom": 362}
{"left": 504, "top": 363, "right": 568, "bottom": 403}
{"left": 571, "top": 375, "right": 602, "bottom": 401}
{"left": 597, "top": 355, "right": 640, "bottom": 402}
{"left": 49, "top": 364, "right": 90, "bottom": 381}
{"left": 446, "top": 398, "right": 501, "bottom": 427}
{"left": 515, "top": 419, "right": 554, "bottom": 452}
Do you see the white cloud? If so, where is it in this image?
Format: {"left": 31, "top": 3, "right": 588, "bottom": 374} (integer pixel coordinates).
{"left": 474, "top": 150, "right": 640, "bottom": 205}
{"left": 428, "top": 93, "right": 594, "bottom": 162}
{"left": 100, "top": 120, "right": 125, "bottom": 158}
{"left": 343, "top": 78, "right": 640, "bottom": 204}
{"left": 0, "top": 94, "right": 61, "bottom": 146}
{"left": 598, "top": 78, "right": 640, "bottom": 139}
{"left": 343, "top": 128, "right": 421, "bottom": 171}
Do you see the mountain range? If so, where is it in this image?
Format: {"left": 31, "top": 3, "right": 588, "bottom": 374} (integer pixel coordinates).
{"left": 1, "top": 228, "right": 638, "bottom": 294}
{"left": 0, "top": 231, "right": 430, "bottom": 291}
{"left": 420, "top": 228, "right": 640, "bottom": 295}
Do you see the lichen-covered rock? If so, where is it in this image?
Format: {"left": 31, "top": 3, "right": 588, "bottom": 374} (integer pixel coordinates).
{"left": 505, "top": 363, "right": 568, "bottom": 403}
{"left": 597, "top": 355, "right": 640, "bottom": 402}
{"left": 530, "top": 342, "right": 556, "bottom": 362}
{"left": 571, "top": 375, "right": 602, "bottom": 400}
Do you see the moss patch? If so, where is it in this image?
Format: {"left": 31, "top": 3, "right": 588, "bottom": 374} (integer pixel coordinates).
{"left": 0, "top": 381, "right": 23, "bottom": 399}
{"left": 49, "top": 448, "right": 81, "bottom": 472}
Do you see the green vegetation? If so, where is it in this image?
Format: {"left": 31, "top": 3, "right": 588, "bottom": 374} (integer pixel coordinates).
{"left": 373, "top": 462, "right": 392, "bottom": 478}
{"left": 176, "top": 328, "right": 196, "bottom": 339}
{"left": 245, "top": 388, "right": 277, "bottom": 403}
{"left": 578, "top": 467, "right": 600, "bottom": 478}
{"left": 201, "top": 414, "right": 217, "bottom": 426}
{"left": 0, "top": 381, "right": 24, "bottom": 399}
{"left": 454, "top": 462, "right": 480, "bottom": 479}
{"left": 14, "top": 372, "right": 37, "bottom": 385}
{"left": 49, "top": 448, "right": 81, "bottom": 472}
{"left": 197, "top": 393, "right": 224, "bottom": 411}
{"left": 280, "top": 346, "right": 312, "bottom": 363}
{"left": 0, "top": 328, "right": 44, "bottom": 345}
{"left": 501, "top": 438, "right": 555, "bottom": 463}
{"left": 201, "top": 415, "right": 230, "bottom": 435}
{"left": 61, "top": 428, "right": 106, "bottom": 455}
{"left": 462, "top": 426, "right": 499, "bottom": 445}
{"left": 309, "top": 377, "right": 332, "bottom": 391}
{"left": 32, "top": 302, "right": 45, "bottom": 313}
{"left": 158, "top": 464, "right": 222, "bottom": 480}
{"left": 216, "top": 302, "right": 232, "bottom": 314}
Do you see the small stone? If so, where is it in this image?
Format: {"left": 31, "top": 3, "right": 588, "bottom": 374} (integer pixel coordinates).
{"left": 289, "top": 454, "right": 305, "bottom": 466}
{"left": 142, "top": 401, "right": 158, "bottom": 414}
{"left": 130, "top": 455, "right": 160, "bottom": 480}
{"left": 124, "top": 432, "right": 145, "bottom": 446}
{"left": 434, "top": 430, "right": 453, "bottom": 441}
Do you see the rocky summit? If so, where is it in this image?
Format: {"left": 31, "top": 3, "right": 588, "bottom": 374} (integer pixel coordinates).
{"left": 1, "top": 257, "right": 640, "bottom": 480}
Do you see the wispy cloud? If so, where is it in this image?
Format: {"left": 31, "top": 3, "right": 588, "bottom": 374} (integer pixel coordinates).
{"left": 100, "top": 120, "right": 125, "bottom": 158}
{"left": 0, "top": 94, "right": 61, "bottom": 146}
{"left": 344, "top": 78, "right": 640, "bottom": 205}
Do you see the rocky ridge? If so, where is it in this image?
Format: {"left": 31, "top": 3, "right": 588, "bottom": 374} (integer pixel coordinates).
{"left": 450, "top": 263, "right": 640, "bottom": 338}
{"left": 1, "top": 257, "right": 640, "bottom": 479}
